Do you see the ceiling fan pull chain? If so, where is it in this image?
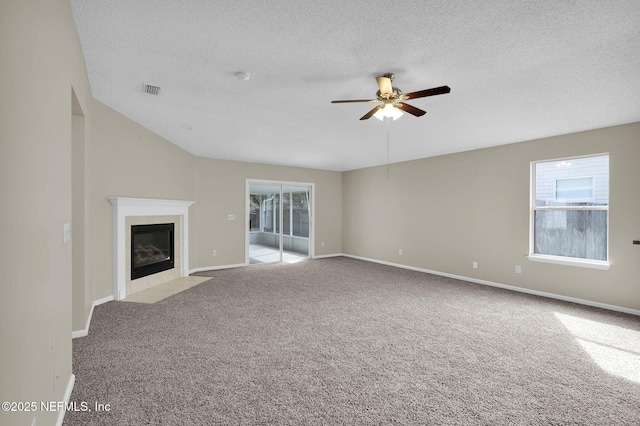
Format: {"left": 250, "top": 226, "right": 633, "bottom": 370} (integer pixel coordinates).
{"left": 387, "top": 116, "right": 391, "bottom": 179}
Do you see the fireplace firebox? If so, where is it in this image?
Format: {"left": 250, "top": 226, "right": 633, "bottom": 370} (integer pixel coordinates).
{"left": 131, "top": 223, "right": 175, "bottom": 280}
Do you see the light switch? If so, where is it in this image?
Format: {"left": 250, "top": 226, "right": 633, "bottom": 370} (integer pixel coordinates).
{"left": 63, "top": 223, "right": 71, "bottom": 244}
{"left": 227, "top": 214, "right": 236, "bottom": 221}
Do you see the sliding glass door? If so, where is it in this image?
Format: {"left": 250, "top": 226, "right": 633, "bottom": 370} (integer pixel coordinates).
{"left": 247, "top": 181, "right": 312, "bottom": 264}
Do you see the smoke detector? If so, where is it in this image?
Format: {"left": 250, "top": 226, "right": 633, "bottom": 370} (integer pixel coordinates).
{"left": 234, "top": 71, "right": 251, "bottom": 81}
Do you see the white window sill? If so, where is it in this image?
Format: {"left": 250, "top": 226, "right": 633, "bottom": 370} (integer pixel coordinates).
{"left": 527, "top": 255, "right": 610, "bottom": 270}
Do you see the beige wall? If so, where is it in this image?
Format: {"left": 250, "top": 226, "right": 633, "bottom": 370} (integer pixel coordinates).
{"left": 86, "top": 99, "right": 198, "bottom": 302}
{"left": 192, "top": 157, "right": 343, "bottom": 269}
{"left": 72, "top": 111, "right": 89, "bottom": 332}
{"left": 0, "top": 0, "right": 92, "bottom": 424}
{"left": 85, "top": 105, "right": 343, "bottom": 299}
{"left": 343, "top": 122, "right": 640, "bottom": 311}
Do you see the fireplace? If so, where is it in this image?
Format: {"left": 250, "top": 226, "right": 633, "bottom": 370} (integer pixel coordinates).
{"left": 108, "top": 197, "right": 194, "bottom": 300}
{"left": 131, "top": 223, "right": 175, "bottom": 280}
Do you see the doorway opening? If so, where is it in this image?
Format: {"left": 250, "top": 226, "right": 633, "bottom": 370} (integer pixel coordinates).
{"left": 247, "top": 180, "right": 314, "bottom": 264}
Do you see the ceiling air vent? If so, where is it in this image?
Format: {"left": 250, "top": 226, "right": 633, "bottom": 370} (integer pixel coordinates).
{"left": 144, "top": 84, "right": 160, "bottom": 95}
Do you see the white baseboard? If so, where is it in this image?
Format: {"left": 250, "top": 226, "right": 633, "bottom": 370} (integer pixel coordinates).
{"left": 72, "top": 295, "right": 114, "bottom": 339}
{"left": 56, "top": 373, "right": 75, "bottom": 426}
{"left": 341, "top": 254, "right": 640, "bottom": 317}
{"left": 189, "top": 255, "right": 343, "bottom": 274}
{"left": 189, "top": 263, "right": 247, "bottom": 274}
{"left": 312, "top": 253, "right": 343, "bottom": 260}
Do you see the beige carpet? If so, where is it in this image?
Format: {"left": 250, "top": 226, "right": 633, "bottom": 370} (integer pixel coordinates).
{"left": 66, "top": 257, "right": 640, "bottom": 425}
{"left": 121, "top": 276, "right": 211, "bottom": 304}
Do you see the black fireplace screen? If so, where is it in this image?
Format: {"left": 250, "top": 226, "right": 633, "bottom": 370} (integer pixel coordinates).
{"left": 131, "top": 223, "right": 174, "bottom": 280}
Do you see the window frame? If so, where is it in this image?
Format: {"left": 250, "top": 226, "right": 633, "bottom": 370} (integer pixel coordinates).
{"left": 528, "top": 153, "right": 610, "bottom": 270}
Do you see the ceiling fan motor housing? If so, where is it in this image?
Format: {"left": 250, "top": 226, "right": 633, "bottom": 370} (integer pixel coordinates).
{"left": 376, "top": 88, "right": 402, "bottom": 100}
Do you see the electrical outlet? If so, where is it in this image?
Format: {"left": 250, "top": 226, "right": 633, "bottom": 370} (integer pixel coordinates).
{"left": 212, "top": 250, "right": 217, "bottom": 257}
{"left": 398, "top": 248, "right": 403, "bottom": 255}
{"left": 515, "top": 265, "right": 522, "bottom": 274}
{"left": 472, "top": 261, "right": 478, "bottom": 269}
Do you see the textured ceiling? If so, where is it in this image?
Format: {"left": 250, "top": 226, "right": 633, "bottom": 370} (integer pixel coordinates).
{"left": 71, "top": 0, "right": 640, "bottom": 171}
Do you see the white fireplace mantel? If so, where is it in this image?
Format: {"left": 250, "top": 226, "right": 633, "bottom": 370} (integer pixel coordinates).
{"left": 108, "top": 197, "right": 194, "bottom": 300}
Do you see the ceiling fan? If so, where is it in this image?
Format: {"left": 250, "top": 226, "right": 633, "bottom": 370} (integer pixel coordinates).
{"left": 331, "top": 73, "right": 450, "bottom": 121}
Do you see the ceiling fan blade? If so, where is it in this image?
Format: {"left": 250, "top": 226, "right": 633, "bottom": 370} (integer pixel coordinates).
{"left": 331, "top": 99, "right": 379, "bottom": 103}
{"left": 376, "top": 76, "right": 393, "bottom": 96}
{"left": 401, "top": 85, "right": 451, "bottom": 100}
{"left": 360, "top": 105, "right": 382, "bottom": 120}
{"left": 397, "top": 102, "right": 426, "bottom": 117}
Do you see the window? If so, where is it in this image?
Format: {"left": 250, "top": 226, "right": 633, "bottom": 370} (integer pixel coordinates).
{"left": 252, "top": 191, "right": 309, "bottom": 237}
{"left": 530, "top": 154, "right": 609, "bottom": 267}
{"left": 291, "top": 192, "right": 310, "bottom": 238}
{"left": 556, "top": 177, "right": 594, "bottom": 203}
{"left": 263, "top": 197, "right": 275, "bottom": 233}
{"left": 249, "top": 194, "right": 261, "bottom": 231}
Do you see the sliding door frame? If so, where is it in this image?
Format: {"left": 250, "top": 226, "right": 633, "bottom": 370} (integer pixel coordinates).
{"left": 245, "top": 179, "right": 315, "bottom": 265}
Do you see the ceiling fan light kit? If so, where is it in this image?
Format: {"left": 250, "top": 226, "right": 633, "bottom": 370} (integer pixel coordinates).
{"left": 373, "top": 103, "right": 403, "bottom": 121}
{"left": 331, "top": 73, "right": 450, "bottom": 121}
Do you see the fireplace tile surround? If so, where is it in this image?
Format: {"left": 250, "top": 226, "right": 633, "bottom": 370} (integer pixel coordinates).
{"left": 108, "top": 197, "right": 194, "bottom": 300}
{"left": 125, "top": 215, "right": 181, "bottom": 296}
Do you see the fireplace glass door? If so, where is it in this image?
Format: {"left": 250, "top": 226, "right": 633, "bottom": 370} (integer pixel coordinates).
{"left": 131, "top": 223, "right": 175, "bottom": 279}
